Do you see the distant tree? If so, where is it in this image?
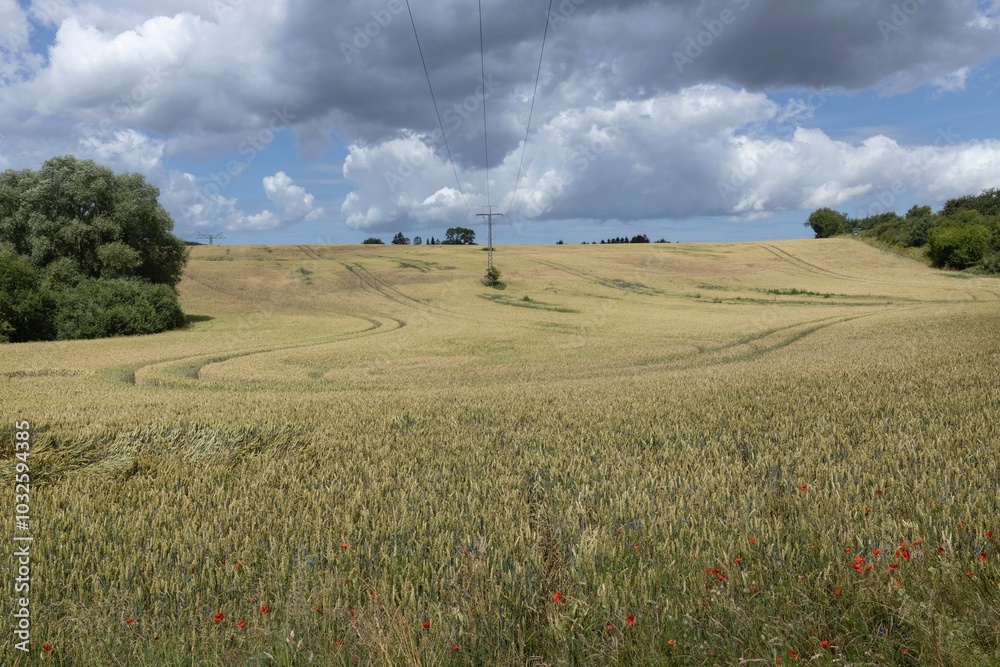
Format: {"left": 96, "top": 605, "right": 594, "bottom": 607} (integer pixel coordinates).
{"left": 630, "top": 234, "right": 650, "bottom": 244}
{"left": 556, "top": 239, "right": 564, "bottom": 245}
{"left": 391, "top": 232, "right": 410, "bottom": 245}
{"left": 362, "top": 237, "right": 384, "bottom": 244}
{"left": 413, "top": 236, "right": 422, "bottom": 245}
{"left": 655, "top": 238, "right": 668, "bottom": 243}
{"left": 444, "top": 227, "right": 476, "bottom": 245}
{"left": 806, "top": 208, "right": 849, "bottom": 238}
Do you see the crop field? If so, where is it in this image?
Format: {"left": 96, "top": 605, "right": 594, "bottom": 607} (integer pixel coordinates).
{"left": 2, "top": 239, "right": 999, "bottom": 666}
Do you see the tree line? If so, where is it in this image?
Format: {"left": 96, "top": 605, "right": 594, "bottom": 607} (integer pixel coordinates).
{"left": 1, "top": 156, "right": 188, "bottom": 342}
{"left": 806, "top": 187, "right": 1000, "bottom": 272}
{"left": 364, "top": 227, "right": 477, "bottom": 246}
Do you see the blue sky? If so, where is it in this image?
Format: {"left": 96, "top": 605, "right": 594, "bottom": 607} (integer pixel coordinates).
{"left": 1, "top": 1, "right": 999, "bottom": 245}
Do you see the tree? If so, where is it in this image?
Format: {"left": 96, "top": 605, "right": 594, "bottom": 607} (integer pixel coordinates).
{"left": 362, "top": 237, "right": 384, "bottom": 244}
{"left": 0, "top": 156, "right": 187, "bottom": 287}
{"left": 805, "top": 208, "right": 849, "bottom": 238}
{"left": 444, "top": 227, "right": 476, "bottom": 245}
{"left": 0, "top": 156, "right": 187, "bottom": 342}
{"left": 391, "top": 232, "right": 410, "bottom": 245}
{"left": 413, "top": 236, "right": 422, "bottom": 245}
{"left": 941, "top": 188, "right": 1000, "bottom": 217}
{"left": 483, "top": 264, "right": 503, "bottom": 288}
{"left": 630, "top": 234, "right": 650, "bottom": 243}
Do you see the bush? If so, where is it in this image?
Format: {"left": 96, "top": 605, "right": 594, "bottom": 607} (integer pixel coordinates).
{"left": 0, "top": 250, "right": 56, "bottom": 342}
{"left": 53, "top": 278, "right": 186, "bottom": 340}
{"left": 927, "top": 224, "right": 990, "bottom": 269}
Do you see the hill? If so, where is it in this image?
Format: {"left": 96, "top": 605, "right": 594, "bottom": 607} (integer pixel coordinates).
{"left": 2, "top": 240, "right": 998, "bottom": 666}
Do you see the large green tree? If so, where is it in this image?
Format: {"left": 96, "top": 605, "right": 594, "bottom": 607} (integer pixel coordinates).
{"left": 0, "top": 156, "right": 188, "bottom": 342}
{"left": 0, "top": 156, "right": 187, "bottom": 287}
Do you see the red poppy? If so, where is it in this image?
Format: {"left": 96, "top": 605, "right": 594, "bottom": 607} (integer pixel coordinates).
{"left": 552, "top": 591, "right": 563, "bottom": 603}
{"left": 978, "top": 552, "right": 987, "bottom": 562}
{"left": 871, "top": 549, "right": 880, "bottom": 556}
{"left": 125, "top": 617, "right": 135, "bottom": 626}
{"left": 876, "top": 489, "right": 883, "bottom": 495}
{"left": 819, "top": 640, "right": 831, "bottom": 648}
{"left": 850, "top": 555, "right": 865, "bottom": 572}
{"left": 451, "top": 645, "right": 460, "bottom": 652}
{"left": 734, "top": 557, "right": 742, "bottom": 563}
{"left": 259, "top": 604, "right": 270, "bottom": 615}
{"left": 748, "top": 585, "right": 758, "bottom": 594}
{"left": 938, "top": 546, "right": 945, "bottom": 553}
{"left": 153, "top": 635, "right": 159, "bottom": 641}
{"left": 988, "top": 531, "right": 994, "bottom": 538}
{"left": 789, "top": 651, "right": 799, "bottom": 660}
{"left": 966, "top": 571, "right": 974, "bottom": 577}
{"left": 896, "top": 547, "right": 911, "bottom": 561}
{"left": 335, "top": 641, "right": 344, "bottom": 648}
{"left": 844, "top": 547, "right": 851, "bottom": 553}
{"left": 834, "top": 588, "right": 841, "bottom": 596}
{"left": 667, "top": 638, "right": 676, "bottom": 646}
{"left": 349, "top": 609, "right": 355, "bottom": 616}
{"left": 902, "top": 648, "right": 910, "bottom": 655}
{"left": 341, "top": 543, "right": 349, "bottom": 550}
{"left": 889, "top": 563, "right": 899, "bottom": 570}
{"left": 798, "top": 485, "right": 807, "bottom": 491}
{"left": 717, "top": 573, "right": 726, "bottom": 581}
{"left": 422, "top": 621, "right": 431, "bottom": 629}
{"left": 626, "top": 615, "right": 635, "bottom": 626}
{"left": 236, "top": 619, "right": 246, "bottom": 629}
{"left": 606, "top": 623, "right": 614, "bottom": 632}
{"left": 213, "top": 612, "right": 225, "bottom": 623}
{"left": 633, "top": 545, "right": 641, "bottom": 551}
{"left": 749, "top": 537, "right": 757, "bottom": 544}
{"left": 43, "top": 643, "right": 52, "bottom": 652}
{"left": 912, "top": 540, "right": 921, "bottom": 546}
{"left": 235, "top": 562, "right": 242, "bottom": 568}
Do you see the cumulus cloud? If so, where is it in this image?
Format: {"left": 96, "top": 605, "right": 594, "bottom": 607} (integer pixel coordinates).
{"left": 1, "top": 1, "right": 999, "bottom": 236}
{"left": 342, "top": 85, "right": 1000, "bottom": 228}
{"left": 163, "top": 170, "right": 323, "bottom": 232}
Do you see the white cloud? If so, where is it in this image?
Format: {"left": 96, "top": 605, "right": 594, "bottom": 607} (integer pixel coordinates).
{"left": 163, "top": 170, "right": 323, "bottom": 233}
{"left": 341, "top": 85, "right": 1000, "bottom": 228}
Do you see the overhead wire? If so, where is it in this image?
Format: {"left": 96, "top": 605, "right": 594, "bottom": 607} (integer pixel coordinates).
{"left": 479, "top": 0, "right": 491, "bottom": 209}
{"left": 505, "top": 0, "right": 554, "bottom": 217}
{"left": 404, "top": 0, "right": 473, "bottom": 215}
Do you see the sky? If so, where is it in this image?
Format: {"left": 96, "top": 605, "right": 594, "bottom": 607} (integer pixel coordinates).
{"left": 1, "top": 1, "right": 1000, "bottom": 245}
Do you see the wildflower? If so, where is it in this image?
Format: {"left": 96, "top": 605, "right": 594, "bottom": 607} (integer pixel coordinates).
{"left": 902, "top": 648, "right": 910, "bottom": 655}
{"left": 260, "top": 604, "right": 270, "bottom": 615}
{"left": 749, "top": 537, "right": 757, "bottom": 544}
{"left": 938, "top": 546, "right": 945, "bottom": 553}
{"left": 451, "top": 645, "right": 459, "bottom": 652}
{"left": 668, "top": 638, "right": 676, "bottom": 646}
{"left": 876, "top": 489, "right": 884, "bottom": 495}
{"left": 626, "top": 615, "right": 635, "bottom": 626}
{"left": 335, "top": 641, "right": 344, "bottom": 648}
{"left": 236, "top": 619, "right": 246, "bottom": 629}
{"left": 889, "top": 562, "right": 899, "bottom": 570}
{"left": 552, "top": 591, "right": 563, "bottom": 603}
{"left": 789, "top": 650, "right": 799, "bottom": 660}
{"left": 717, "top": 573, "right": 726, "bottom": 581}
{"left": 819, "top": 640, "right": 831, "bottom": 648}
{"left": 634, "top": 544, "right": 641, "bottom": 551}
{"left": 988, "top": 531, "right": 994, "bottom": 538}
{"left": 235, "top": 561, "right": 242, "bottom": 568}
{"left": 912, "top": 540, "right": 921, "bottom": 546}
{"left": 422, "top": 621, "right": 431, "bottom": 629}
{"left": 748, "top": 585, "right": 758, "bottom": 594}
{"left": 606, "top": 624, "right": 614, "bottom": 632}
{"left": 871, "top": 549, "right": 880, "bottom": 556}
{"left": 349, "top": 609, "right": 355, "bottom": 616}
{"left": 153, "top": 635, "right": 159, "bottom": 641}
{"left": 43, "top": 643, "right": 52, "bottom": 652}
{"left": 965, "top": 571, "right": 974, "bottom": 577}
{"left": 798, "top": 485, "right": 807, "bottom": 491}
{"left": 978, "top": 552, "right": 987, "bottom": 562}
{"left": 896, "top": 546, "right": 911, "bottom": 561}
{"left": 834, "top": 588, "right": 841, "bottom": 596}
{"left": 734, "top": 557, "right": 742, "bottom": 564}
{"left": 844, "top": 547, "right": 851, "bottom": 553}
{"left": 340, "top": 543, "right": 348, "bottom": 550}
{"left": 865, "top": 507, "right": 872, "bottom": 514}
{"left": 213, "top": 612, "right": 224, "bottom": 623}
{"left": 850, "top": 555, "right": 865, "bottom": 572}
{"left": 125, "top": 617, "right": 135, "bottom": 626}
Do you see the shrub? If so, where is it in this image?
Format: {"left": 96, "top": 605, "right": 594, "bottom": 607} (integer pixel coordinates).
{"left": 53, "top": 278, "right": 186, "bottom": 340}
{"left": 0, "top": 250, "right": 56, "bottom": 342}
{"left": 927, "top": 224, "right": 990, "bottom": 269}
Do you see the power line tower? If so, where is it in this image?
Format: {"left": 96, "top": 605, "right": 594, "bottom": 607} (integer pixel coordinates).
{"left": 197, "top": 232, "right": 225, "bottom": 246}
{"left": 476, "top": 206, "right": 502, "bottom": 271}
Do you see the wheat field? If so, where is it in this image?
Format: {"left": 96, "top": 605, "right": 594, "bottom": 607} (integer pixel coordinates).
{"left": 2, "top": 239, "right": 999, "bottom": 666}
